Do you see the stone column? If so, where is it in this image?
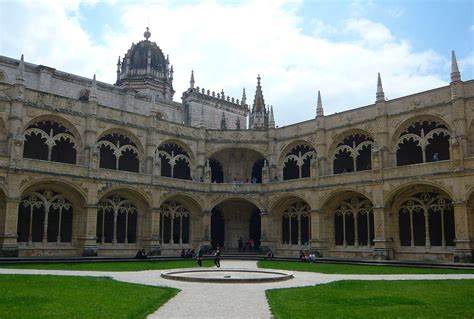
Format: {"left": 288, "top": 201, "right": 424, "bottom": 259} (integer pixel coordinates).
{"left": 453, "top": 201, "right": 473, "bottom": 262}
{"left": 0, "top": 198, "right": 20, "bottom": 257}
{"left": 259, "top": 211, "right": 275, "bottom": 252}
{"left": 309, "top": 209, "right": 329, "bottom": 256}
{"left": 143, "top": 207, "right": 161, "bottom": 256}
{"left": 372, "top": 205, "right": 393, "bottom": 260}
{"left": 78, "top": 204, "right": 98, "bottom": 256}
{"left": 200, "top": 210, "right": 212, "bottom": 253}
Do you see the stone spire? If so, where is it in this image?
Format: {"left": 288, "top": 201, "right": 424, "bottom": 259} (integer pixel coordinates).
{"left": 190, "top": 70, "right": 195, "bottom": 89}
{"left": 220, "top": 112, "right": 227, "bottom": 129}
{"left": 451, "top": 50, "right": 461, "bottom": 82}
{"left": 269, "top": 105, "right": 275, "bottom": 128}
{"left": 249, "top": 75, "right": 269, "bottom": 130}
{"left": 376, "top": 72, "right": 385, "bottom": 102}
{"left": 16, "top": 54, "right": 25, "bottom": 82}
{"left": 116, "top": 56, "right": 121, "bottom": 82}
{"left": 316, "top": 90, "right": 324, "bottom": 117}
{"left": 252, "top": 74, "right": 266, "bottom": 113}
{"left": 241, "top": 88, "right": 247, "bottom": 106}
{"left": 89, "top": 74, "right": 98, "bottom": 102}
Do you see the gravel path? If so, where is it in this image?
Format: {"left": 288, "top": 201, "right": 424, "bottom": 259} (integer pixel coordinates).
{"left": 1, "top": 260, "right": 473, "bottom": 319}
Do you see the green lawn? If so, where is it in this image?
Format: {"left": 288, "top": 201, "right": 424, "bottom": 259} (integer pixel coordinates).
{"left": 0, "top": 259, "right": 213, "bottom": 271}
{"left": 0, "top": 275, "right": 178, "bottom": 319}
{"left": 267, "top": 280, "right": 474, "bottom": 319}
{"left": 258, "top": 260, "right": 474, "bottom": 274}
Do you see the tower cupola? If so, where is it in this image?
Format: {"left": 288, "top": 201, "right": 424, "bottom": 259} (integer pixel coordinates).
{"left": 116, "top": 27, "right": 175, "bottom": 100}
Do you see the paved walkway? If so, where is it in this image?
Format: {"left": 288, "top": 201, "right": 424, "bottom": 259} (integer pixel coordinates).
{"left": 1, "top": 260, "right": 474, "bottom": 319}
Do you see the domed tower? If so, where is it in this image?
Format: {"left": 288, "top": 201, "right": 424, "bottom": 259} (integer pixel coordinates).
{"left": 116, "top": 28, "right": 175, "bottom": 100}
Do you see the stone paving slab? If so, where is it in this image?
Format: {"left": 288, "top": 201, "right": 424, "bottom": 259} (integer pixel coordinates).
{"left": 1, "top": 260, "right": 474, "bottom": 319}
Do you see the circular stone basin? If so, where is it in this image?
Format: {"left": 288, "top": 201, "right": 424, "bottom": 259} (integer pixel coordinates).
{"left": 161, "top": 268, "right": 293, "bottom": 283}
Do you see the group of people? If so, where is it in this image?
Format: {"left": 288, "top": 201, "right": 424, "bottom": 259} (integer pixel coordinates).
{"left": 299, "top": 250, "right": 317, "bottom": 263}
{"left": 180, "top": 248, "right": 196, "bottom": 258}
{"left": 195, "top": 245, "right": 221, "bottom": 268}
{"left": 238, "top": 237, "right": 257, "bottom": 252}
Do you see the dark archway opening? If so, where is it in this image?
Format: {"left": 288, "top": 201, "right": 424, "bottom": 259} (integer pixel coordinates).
{"left": 334, "top": 149, "right": 353, "bottom": 174}
{"left": 251, "top": 158, "right": 265, "bottom": 183}
{"left": 158, "top": 143, "right": 191, "bottom": 180}
{"left": 210, "top": 158, "right": 224, "bottom": 183}
{"left": 249, "top": 209, "right": 261, "bottom": 250}
{"left": 98, "top": 133, "right": 139, "bottom": 172}
{"left": 283, "top": 144, "right": 314, "bottom": 180}
{"left": 23, "top": 121, "right": 76, "bottom": 164}
{"left": 211, "top": 208, "right": 225, "bottom": 249}
{"left": 397, "top": 120, "right": 450, "bottom": 166}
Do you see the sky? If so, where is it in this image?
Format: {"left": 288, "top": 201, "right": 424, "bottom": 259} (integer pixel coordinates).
{"left": 0, "top": 0, "right": 473, "bottom": 127}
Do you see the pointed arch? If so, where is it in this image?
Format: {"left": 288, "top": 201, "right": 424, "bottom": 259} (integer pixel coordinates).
{"left": 391, "top": 115, "right": 451, "bottom": 166}
{"left": 279, "top": 140, "right": 316, "bottom": 180}
{"left": 23, "top": 115, "right": 83, "bottom": 164}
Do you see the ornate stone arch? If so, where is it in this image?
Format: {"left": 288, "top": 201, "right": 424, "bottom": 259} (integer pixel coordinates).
{"left": 160, "top": 192, "right": 203, "bottom": 213}
{"left": 387, "top": 183, "right": 455, "bottom": 249}
{"left": 210, "top": 195, "right": 265, "bottom": 214}
{"left": 157, "top": 139, "right": 196, "bottom": 164}
{"left": 23, "top": 115, "right": 84, "bottom": 164}
{"left": 278, "top": 140, "right": 316, "bottom": 180}
{"left": 18, "top": 179, "right": 87, "bottom": 246}
{"left": 158, "top": 193, "right": 202, "bottom": 247}
{"left": 320, "top": 189, "right": 375, "bottom": 248}
{"left": 96, "top": 128, "right": 144, "bottom": 173}
{"left": 327, "top": 129, "right": 374, "bottom": 174}
{"left": 390, "top": 115, "right": 451, "bottom": 166}
{"left": 97, "top": 128, "right": 145, "bottom": 156}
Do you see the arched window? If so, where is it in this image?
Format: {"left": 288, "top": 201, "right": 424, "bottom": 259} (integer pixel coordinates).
{"left": 17, "top": 190, "right": 73, "bottom": 244}
{"left": 333, "top": 134, "right": 373, "bottom": 174}
{"left": 397, "top": 120, "right": 450, "bottom": 166}
{"left": 209, "top": 158, "right": 224, "bottom": 183}
{"left": 334, "top": 197, "right": 374, "bottom": 247}
{"left": 157, "top": 143, "right": 191, "bottom": 180}
{"left": 251, "top": 158, "right": 265, "bottom": 183}
{"left": 97, "top": 133, "right": 139, "bottom": 172}
{"left": 159, "top": 201, "right": 190, "bottom": 245}
{"left": 283, "top": 144, "right": 315, "bottom": 180}
{"left": 281, "top": 202, "right": 311, "bottom": 246}
{"left": 23, "top": 120, "right": 77, "bottom": 164}
{"left": 398, "top": 192, "right": 455, "bottom": 247}
{"left": 96, "top": 196, "right": 138, "bottom": 244}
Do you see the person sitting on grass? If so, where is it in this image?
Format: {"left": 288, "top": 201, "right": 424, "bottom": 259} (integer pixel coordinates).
{"left": 308, "top": 253, "right": 316, "bottom": 263}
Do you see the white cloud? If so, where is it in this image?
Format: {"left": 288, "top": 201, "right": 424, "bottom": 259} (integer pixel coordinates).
{"left": 0, "top": 0, "right": 452, "bottom": 126}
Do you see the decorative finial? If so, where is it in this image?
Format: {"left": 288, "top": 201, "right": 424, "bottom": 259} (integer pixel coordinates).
{"left": 316, "top": 90, "right": 324, "bottom": 117}
{"left": 190, "top": 70, "right": 195, "bottom": 89}
{"left": 451, "top": 50, "right": 461, "bottom": 82}
{"left": 257, "top": 74, "right": 261, "bottom": 85}
{"left": 269, "top": 105, "right": 275, "bottom": 128}
{"left": 242, "top": 88, "right": 247, "bottom": 105}
{"left": 144, "top": 27, "right": 151, "bottom": 40}
{"left": 376, "top": 72, "right": 385, "bottom": 102}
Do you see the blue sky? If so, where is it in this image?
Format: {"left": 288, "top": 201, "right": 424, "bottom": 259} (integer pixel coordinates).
{"left": 0, "top": 0, "right": 473, "bottom": 126}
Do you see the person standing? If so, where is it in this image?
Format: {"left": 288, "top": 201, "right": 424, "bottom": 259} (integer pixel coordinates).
{"left": 238, "top": 237, "right": 243, "bottom": 252}
{"left": 214, "top": 246, "right": 221, "bottom": 268}
{"left": 196, "top": 245, "right": 203, "bottom": 267}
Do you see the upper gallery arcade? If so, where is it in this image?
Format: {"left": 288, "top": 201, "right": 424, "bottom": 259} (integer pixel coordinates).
{"left": 0, "top": 29, "right": 473, "bottom": 263}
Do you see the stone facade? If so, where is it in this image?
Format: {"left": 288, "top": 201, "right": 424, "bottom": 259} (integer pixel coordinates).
{"left": 0, "top": 34, "right": 473, "bottom": 262}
